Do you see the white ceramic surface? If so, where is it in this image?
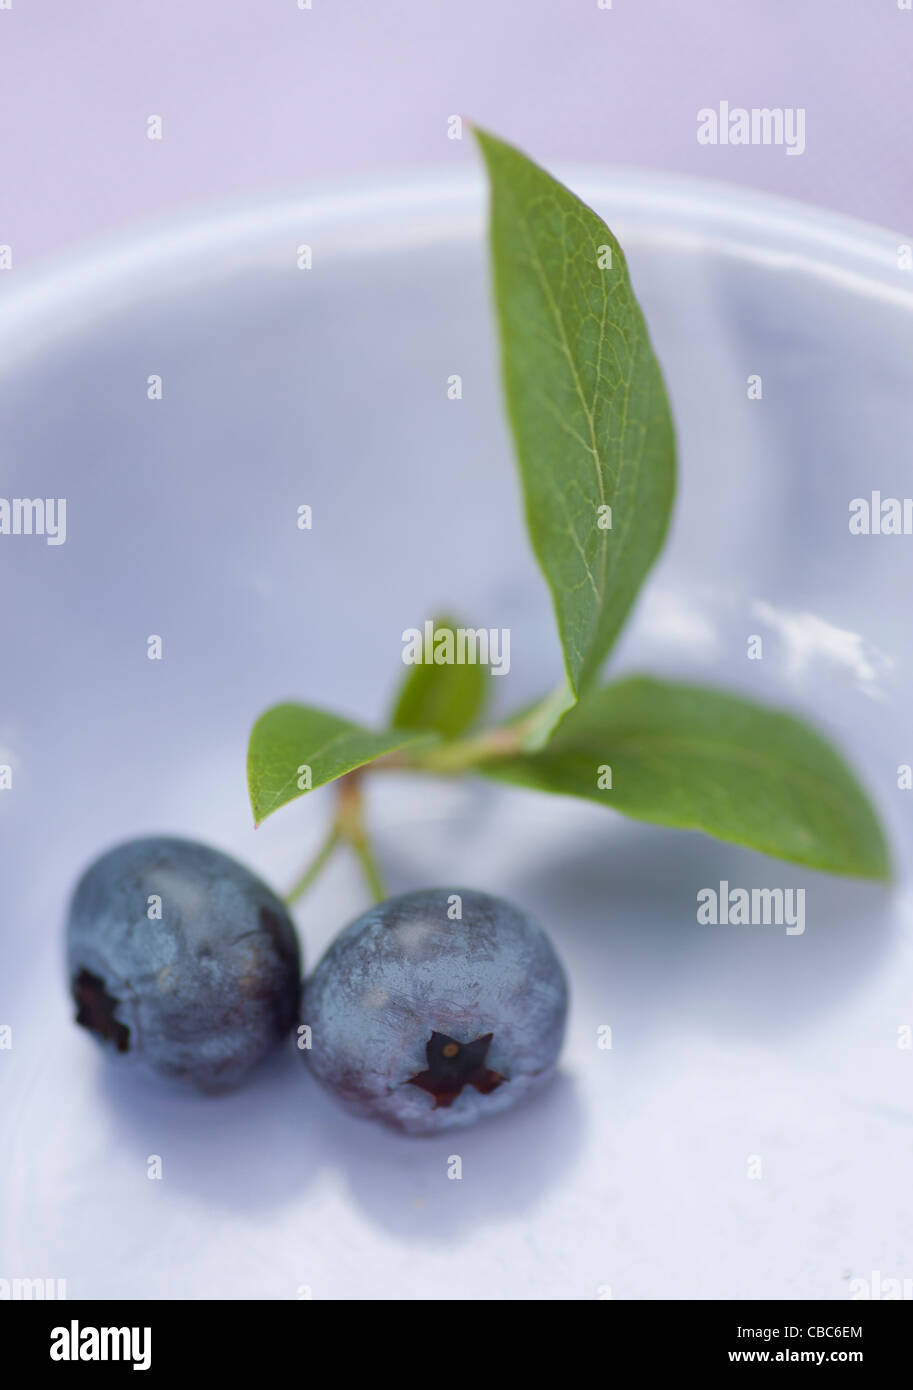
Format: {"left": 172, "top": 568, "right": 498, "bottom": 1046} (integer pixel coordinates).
{"left": 2, "top": 169, "right": 912, "bottom": 1300}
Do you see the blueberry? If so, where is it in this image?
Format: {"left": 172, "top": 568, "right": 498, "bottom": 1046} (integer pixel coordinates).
{"left": 66, "top": 836, "right": 301, "bottom": 1092}
{"left": 302, "top": 888, "right": 568, "bottom": 1134}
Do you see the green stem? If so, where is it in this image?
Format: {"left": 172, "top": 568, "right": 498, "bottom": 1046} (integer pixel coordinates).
{"left": 413, "top": 724, "right": 524, "bottom": 774}
{"left": 284, "top": 826, "right": 340, "bottom": 905}
{"left": 351, "top": 835, "right": 387, "bottom": 903}
{"left": 335, "top": 772, "right": 387, "bottom": 903}
{"left": 403, "top": 680, "right": 573, "bottom": 775}
{"left": 283, "top": 682, "right": 570, "bottom": 904}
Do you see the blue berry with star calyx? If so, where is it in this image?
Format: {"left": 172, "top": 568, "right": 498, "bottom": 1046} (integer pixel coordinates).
{"left": 302, "top": 887, "right": 568, "bottom": 1134}
{"left": 66, "top": 836, "right": 301, "bottom": 1092}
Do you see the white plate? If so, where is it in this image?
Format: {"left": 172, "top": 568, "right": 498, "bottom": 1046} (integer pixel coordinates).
{"left": 2, "top": 168, "right": 912, "bottom": 1300}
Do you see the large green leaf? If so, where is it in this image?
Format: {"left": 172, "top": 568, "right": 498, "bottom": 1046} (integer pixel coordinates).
{"left": 476, "top": 129, "right": 676, "bottom": 698}
{"left": 247, "top": 703, "right": 428, "bottom": 826}
{"left": 484, "top": 676, "right": 890, "bottom": 880}
{"left": 391, "top": 614, "right": 490, "bottom": 740}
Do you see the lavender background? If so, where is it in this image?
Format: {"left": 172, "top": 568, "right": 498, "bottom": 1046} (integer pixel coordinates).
{"left": 0, "top": 0, "right": 911, "bottom": 269}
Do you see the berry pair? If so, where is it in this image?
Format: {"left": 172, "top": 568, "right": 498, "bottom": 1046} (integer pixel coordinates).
{"left": 67, "top": 837, "right": 568, "bottom": 1133}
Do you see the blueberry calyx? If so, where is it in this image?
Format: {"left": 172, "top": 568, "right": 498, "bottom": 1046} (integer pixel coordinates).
{"left": 73, "top": 968, "right": 130, "bottom": 1054}
{"left": 406, "top": 1029, "right": 506, "bottom": 1109}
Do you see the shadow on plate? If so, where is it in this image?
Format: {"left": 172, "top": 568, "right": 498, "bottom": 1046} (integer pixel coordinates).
{"left": 95, "top": 1043, "right": 321, "bottom": 1213}
{"left": 95, "top": 1031, "right": 584, "bottom": 1236}
{"left": 310, "top": 1063, "right": 585, "bottom": 1243}
{"left": 515, "top": 816, "right": 897, "bottom": 1041}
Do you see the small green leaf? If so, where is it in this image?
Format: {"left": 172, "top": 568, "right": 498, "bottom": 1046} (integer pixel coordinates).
{"left": 484, "top": 676, "right": 890, "bottom": 880}
{"left": 391, "top": 614, "right": 490, "bottom": 740}
{"left": 475, "top": 128, "right": 676, "bottom": 699}
{"left": 247, "top": 703, "right": 429, "bottom": 826}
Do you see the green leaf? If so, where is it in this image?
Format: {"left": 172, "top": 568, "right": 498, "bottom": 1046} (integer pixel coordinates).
{"left": 391, "top": 614, "right": 490, "bottom": 741}
{"left": 475, "top": 128, "right": 676, "bottom": 699}
{"left": 247, "top": 703, "right": 429, "bottom": 826}
{"left": 484, "top": 676, "right": 890, "bottom": 880}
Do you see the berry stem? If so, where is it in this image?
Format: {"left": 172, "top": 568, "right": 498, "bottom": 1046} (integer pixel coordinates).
{"left": 336, "top": 773, "right": 387, "bottom": 903}
{"left": 284, "top": 826, "right": 341, "bottom": 905}
{"left": 283, "top": 683, "right": 570, "bottom": 907}
{"left": 350, "top": 834, "right": 387, "bottom": 903}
